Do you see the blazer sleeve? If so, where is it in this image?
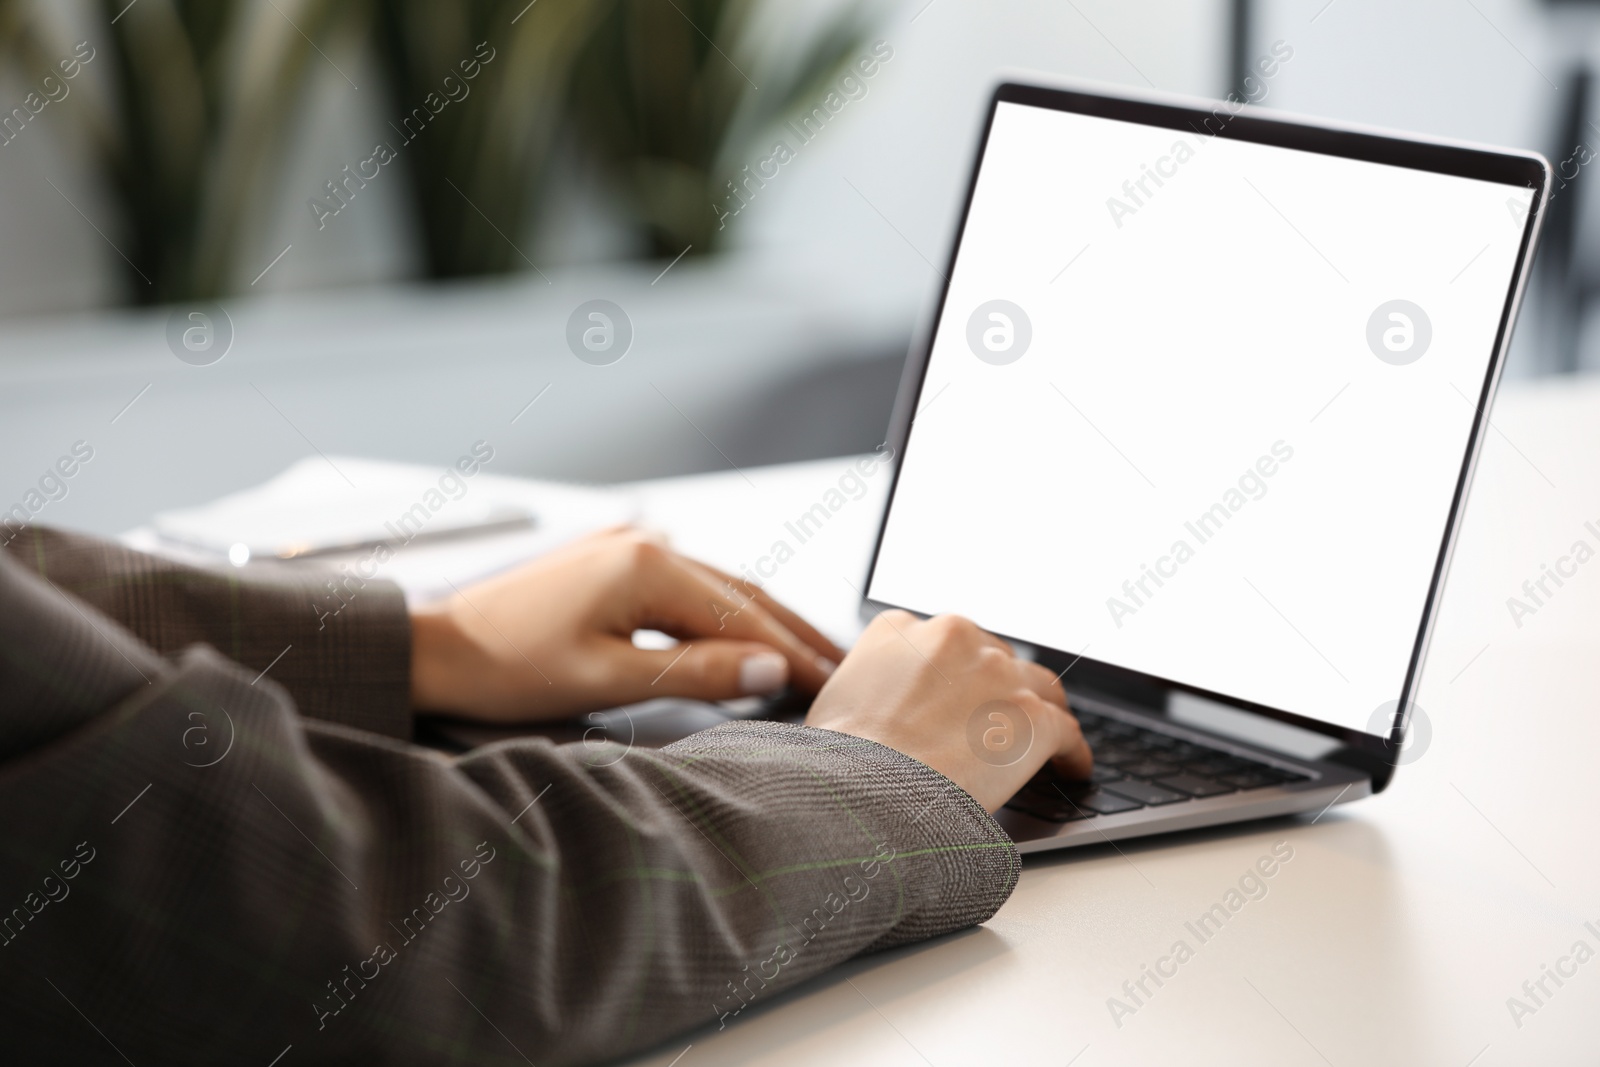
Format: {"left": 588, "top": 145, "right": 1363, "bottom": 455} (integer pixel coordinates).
{"left": 0, "top": 537, "right": 1020, "bottom": 1067}
{"left": 0, "top": 525, "right": 412, "bottom": 739}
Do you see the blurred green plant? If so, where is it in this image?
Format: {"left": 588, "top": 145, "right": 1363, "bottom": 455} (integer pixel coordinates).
{"left": 0, "top": 0, "right": 876, "bottom": 300}
{"left": 566, "top": 0, "right": 869, "bottom": 258}
{"left": 373, "top": 0, "right": 873, "bottom": 274}
{"left": 369, "top": 0, "right": 608, "bottom": 279}
{"left": 0, "top": 0, "right": 353, "bottom": 303}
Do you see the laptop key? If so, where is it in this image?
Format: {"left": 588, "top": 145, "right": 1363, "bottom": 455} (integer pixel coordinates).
{"left": 1221, "top": 769, "right": 1290, "bottom": 789}
{"left": 1004, "top": 791, "right": 1090, "bottom": 822}
{"left": 1089, "top": 764, "right": 1123, "bottom": 784}
{"left": 1121, "top": 759, "right": 1181, "bottom": 779}
{"left": 1075, "top": 788, "right": 1143, "bottom": 815}
{"left": 1005, "top": 776, "right": 1136, "bottom": 820}
{"left": 1157, "top": 774, "right": 1235, "bottom": 798}
{"left": 1103, "top": 780, "right": 1186, "bottom": 806}
{"left": 1187, "top": 756, "right": 1253, "bottom": 777}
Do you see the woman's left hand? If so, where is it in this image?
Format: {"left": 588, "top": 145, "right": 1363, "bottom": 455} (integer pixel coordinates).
{"left": 410, "top": 527, "right": 843, "bottom": 722}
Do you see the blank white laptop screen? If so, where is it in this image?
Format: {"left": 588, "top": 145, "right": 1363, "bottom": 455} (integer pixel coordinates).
{"left": 867, "top": 99, "right": 1536, "bottom": 736}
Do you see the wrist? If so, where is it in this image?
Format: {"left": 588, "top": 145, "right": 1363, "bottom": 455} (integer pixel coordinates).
{"left": 410, "top": 606, "right": 468, "bottom": 712}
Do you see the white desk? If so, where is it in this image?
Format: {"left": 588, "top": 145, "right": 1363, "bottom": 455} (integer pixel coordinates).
{"left": 614, "top": 376, "right": 1600, "bottom": 1066}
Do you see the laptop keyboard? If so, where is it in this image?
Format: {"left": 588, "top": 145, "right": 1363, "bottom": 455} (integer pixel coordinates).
{"left": 1003, "top": 707, "right": 1312, "bottom": 822}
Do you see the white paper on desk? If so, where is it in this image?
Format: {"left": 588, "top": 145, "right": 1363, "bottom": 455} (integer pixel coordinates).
{"left": 153, "top": 457, "right": 541, "bottom": 558}
{"left": 130, "top": 456, "right": 637, "bottom": 605}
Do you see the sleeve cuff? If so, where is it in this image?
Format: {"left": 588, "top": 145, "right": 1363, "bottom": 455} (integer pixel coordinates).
{"left": 661, "top": 719, "right": 1021, "bottom": 950}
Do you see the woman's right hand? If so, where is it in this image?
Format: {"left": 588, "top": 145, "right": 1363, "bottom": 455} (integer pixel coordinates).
{"left": 805, "top": 611, "right": 1093, "bottom": 812}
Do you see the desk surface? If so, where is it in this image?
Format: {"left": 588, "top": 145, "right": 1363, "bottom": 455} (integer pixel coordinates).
{"left": 613, "top": 376, "right": 1600, "bottom": 1066}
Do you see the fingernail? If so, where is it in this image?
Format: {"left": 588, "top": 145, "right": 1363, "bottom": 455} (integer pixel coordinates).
{"left": 814, "top": 655, "right": 837, "bottom": 677}
{"left": 739, "top": 652, "right": 788, "bottom": 695}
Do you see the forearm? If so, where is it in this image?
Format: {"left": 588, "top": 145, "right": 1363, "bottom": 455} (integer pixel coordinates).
{"left": 458, "top": 720, "right": 1019, "bottom": 1055}
{"left": 1, "top": 657, "right": 1016, "bottom": 1066}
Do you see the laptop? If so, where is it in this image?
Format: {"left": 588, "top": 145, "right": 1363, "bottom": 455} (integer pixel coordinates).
{"left": 858, "top": 79, "right": 1550, "bottom": 852}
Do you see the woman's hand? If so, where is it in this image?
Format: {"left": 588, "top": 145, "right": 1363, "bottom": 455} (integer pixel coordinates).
{"left": 411, "top": 527, "right": 843, "bottom": 722}
{"left": 410, "top": 528, "right": 1087, "bottom": 813}
{"left": 805, "top": 611, "right": 1092, "bottom": 812}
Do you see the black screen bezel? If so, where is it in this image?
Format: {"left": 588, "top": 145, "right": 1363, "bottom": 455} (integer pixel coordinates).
{"left": 859, "top": 81, "right": 1550, "bottom": 791}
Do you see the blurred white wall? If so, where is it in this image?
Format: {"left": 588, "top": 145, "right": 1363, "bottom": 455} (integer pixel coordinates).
{"left": 1259, "top": 0, "right": 1554, "bottom": 144}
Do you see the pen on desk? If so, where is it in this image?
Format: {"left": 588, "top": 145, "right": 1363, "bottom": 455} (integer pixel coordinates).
{"left": 268, "top": 513, "right": 538, "bottom": 560}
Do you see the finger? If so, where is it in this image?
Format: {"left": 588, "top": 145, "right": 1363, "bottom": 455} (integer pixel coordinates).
{"left": 861, "top": 608, "right": 920, "bottom": 643}
{"left": 977, "top": 629, "right": 1018, "bottom": 656}
{"left": 599, "top": 638, "right": 791, "bottom": 705}
{"left": 636, "top": 551, "right": 836, "bottom": 692}
{"left": 1016, "top": 659, "right": 1069, "bottom": 708}
{"left": 922, "top": 613, "right": 1013, "bottom": 657}
{"left": 1041, "top": 700, "right": 1093, "bottom": 780}
{"left": 987, "top": 690, "right": 1082, "bottom": 799}
{"left": 685, "top": 558, "right": 846, "bottom": 664}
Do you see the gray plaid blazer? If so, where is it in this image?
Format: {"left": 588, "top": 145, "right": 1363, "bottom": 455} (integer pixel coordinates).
{"left": 0, "top": 527, "right": 1018, "bottom": 1065}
